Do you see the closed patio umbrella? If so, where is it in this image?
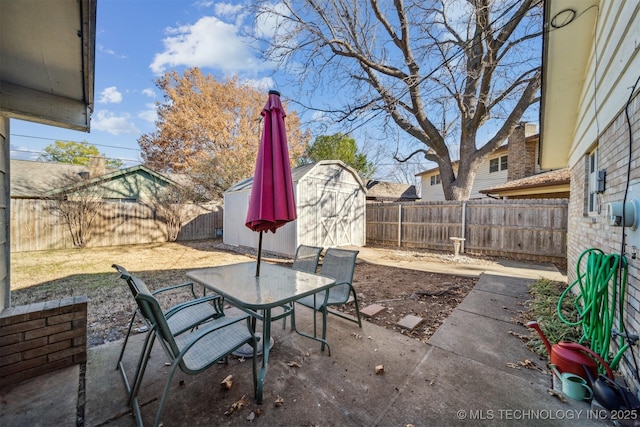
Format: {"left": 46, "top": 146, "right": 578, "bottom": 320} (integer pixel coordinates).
{"left": 246, "top": 90, "right": 297, "bottom": 276}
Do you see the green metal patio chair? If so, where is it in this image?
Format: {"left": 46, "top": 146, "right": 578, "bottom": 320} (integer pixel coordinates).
{"left": 292, "top": 244, "right": 324, "bottom": 273}
{"left": 133, "top": 284, "right": 257, "bottom": 427}
{"left": 112, "top": 265, "right": 224, "bottom": 416}
{"left": 292, "top": 248, "right": 362, "bottom": 355}
{"left": 272, "top": 245, "right": 325, "bottom": 329}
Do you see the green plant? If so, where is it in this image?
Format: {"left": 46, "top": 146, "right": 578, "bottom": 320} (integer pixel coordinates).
{"left": 525, "top": 278, "right": 581, "bottom": 358}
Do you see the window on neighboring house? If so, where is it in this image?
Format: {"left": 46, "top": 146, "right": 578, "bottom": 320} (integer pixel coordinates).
{"left": 430, "top": 174, "right": 441, "bottom": 185}
{"left": 588, "top": 148, "right": 598, "bottom": 213}
{"left": 489, "top": 155, "right": 508, "bottom": 173}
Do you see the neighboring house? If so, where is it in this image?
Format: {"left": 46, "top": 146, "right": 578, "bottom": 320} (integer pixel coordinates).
{"left": 540, "top": 0, "right": 640, "bottom": 389}
{"left": 480, "top": 168, "right": 570, "bottom": 199}
{"left": 11, "top": 159, "right": 179, "bottom": 202}
{"left": 365, "top": 180, "right": 420, "bottom": 203}
{"left": 224, "top": 160, "right": 366, "bottom": 257}
{"left": 417, "top": 123, "right": 547, "bottom": 200}
{"left": 0, "top": 0, "right": 96, "bottom": 312}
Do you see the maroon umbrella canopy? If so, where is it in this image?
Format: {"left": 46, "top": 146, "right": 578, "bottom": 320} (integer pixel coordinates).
{"left": 246, "top": 90, "right": 297, "bottom": 274}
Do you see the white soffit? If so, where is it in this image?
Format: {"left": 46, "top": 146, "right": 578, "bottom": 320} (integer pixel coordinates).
{"left": 540, "top": 0, "right": 599, "bottom": 169}
{"left": 0, "top": 0, "right": 96, "bottom": 131}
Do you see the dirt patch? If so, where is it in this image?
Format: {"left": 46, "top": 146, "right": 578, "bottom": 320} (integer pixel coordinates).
{"left": 346, "top": 262, "right": 477, "bottom": 343}
{"left": 10, "top": 240, "right": 477, "bottom": 347}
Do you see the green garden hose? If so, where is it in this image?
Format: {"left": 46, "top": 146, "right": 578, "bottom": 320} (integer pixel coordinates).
{"left": 557, "top": 248, "right": 628, "bottom": 370}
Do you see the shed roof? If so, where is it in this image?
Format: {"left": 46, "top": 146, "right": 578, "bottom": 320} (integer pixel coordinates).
{"left": 225, "top": 160, "right": 366, "bottom": 193}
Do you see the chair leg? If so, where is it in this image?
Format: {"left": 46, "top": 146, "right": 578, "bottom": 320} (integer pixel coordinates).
{"left": 117, "top": 310, "right": 138, "bottom": 370}
{"left": 351, "top": 288, "right": 363, "bottom": 328}
{"left": 153, "top": 360, "right": 181, "bottom": 427}
{"left": 320, "top": 306, "right": 331, "bottom": 356}
{"left": 128, "top": 332, "right": 156, "bottom": 407}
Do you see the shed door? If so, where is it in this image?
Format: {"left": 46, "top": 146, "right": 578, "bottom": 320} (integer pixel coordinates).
{"left": 319, "top": 187, "right": 357, "bottom": 247}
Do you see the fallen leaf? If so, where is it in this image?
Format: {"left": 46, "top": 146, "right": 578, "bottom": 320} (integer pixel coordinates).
{"left": 375, "top": 365, "right": 384, "bottom": 375}
{"left": 224, "top": 395, "right": 248, "bottom": 415}
{"left": 247, "top": 411, "right": 256, "bottom": 421}
{"left": 275, "top": 396, "right": 285, "bottom": 407}
{"left": 287, "top": 361, "right": 302, "bottom": 368}
{"left": 221, "top": 375, "right": 233, "bottom": 390}
{"left": 547, "top": 388, "right": 566, "bottom": 402}
{"left": 255, "top": 408, "right": 263, "bottom": 416}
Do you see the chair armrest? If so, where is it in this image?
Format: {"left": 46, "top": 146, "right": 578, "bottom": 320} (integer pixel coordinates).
{"left": 164, "top": 295, "right": 224, "bottom": 319}
{"left": 152, "top": 281, "right": 198, "bottom": 298}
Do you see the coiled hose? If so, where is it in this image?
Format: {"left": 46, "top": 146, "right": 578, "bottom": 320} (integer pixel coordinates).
{"left": 557, "top": 248, "right": 628, "bottom": 369}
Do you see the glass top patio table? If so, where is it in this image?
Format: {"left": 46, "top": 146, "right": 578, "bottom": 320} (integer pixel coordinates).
{"left": 186, "top": 261, "right": 335, "bottom": 403}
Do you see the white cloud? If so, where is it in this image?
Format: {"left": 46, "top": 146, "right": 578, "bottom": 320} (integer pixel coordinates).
{"left": 98, "top": 87, "right": 123, "bottom": 104}
{"left": 97, "top": 43, "right": 127, "bottom": 59}
{"left": 215, "top": 3, "right": 243, "bottom": 17}
{"left": 138, "top": 104, "right": 158, "bottom": 123}
{"left": 142, "top": 88, "right": 156, "bottom": 98}
{"left": 150, "top": 15, "right": 260, "bottom": 74}
{"left": 243, "top": 77, "right": 275, "bottom": 92}
{"left": 91, "top": 110, "right": 139, "bottom": 135}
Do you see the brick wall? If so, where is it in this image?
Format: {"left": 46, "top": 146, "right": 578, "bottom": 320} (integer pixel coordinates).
{"left": 568, "top": 92, "right": 640, "bottom": 390}
{"left": 0, "top": 296, "right": 87, "bottom": 387}
{"left": 507, "top": 122, "right": 538, "bottom": 181}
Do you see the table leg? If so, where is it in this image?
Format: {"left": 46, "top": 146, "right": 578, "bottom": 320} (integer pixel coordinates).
{"left": 256, "top": 309, "right": 272, "bottom": 404}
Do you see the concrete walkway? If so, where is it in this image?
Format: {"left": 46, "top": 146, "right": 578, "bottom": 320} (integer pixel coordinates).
{"left": 2, "top": 249, "right": 610, "bottom": 426}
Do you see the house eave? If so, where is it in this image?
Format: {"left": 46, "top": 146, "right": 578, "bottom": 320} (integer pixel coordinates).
{"left": 0, "top": 0, "right": 96, "bottom": 131}
{"left": 539, "top": 0, "right": 600, "bottom": 169}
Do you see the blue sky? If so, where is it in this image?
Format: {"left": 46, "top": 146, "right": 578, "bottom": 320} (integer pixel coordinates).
{"left": 10, "top": 1, "right": 298, "bottom": 168}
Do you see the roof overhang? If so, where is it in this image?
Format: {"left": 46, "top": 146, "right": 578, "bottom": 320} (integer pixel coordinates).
{"left": 481, "top": 183, "right": 570, "bottom": 198}
{"left": 539, "top": 0, "right": 599, "bottom": 169}
{"left": 0, "top": 0, "right": 96, "bottom": 131}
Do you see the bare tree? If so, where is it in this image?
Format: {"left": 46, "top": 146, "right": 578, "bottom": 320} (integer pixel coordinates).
{"left": 147, "top": 179, "right": 206, "bottom": 242}
{"left": 47, "top": 174, "right": 105, "bottom": 248}
{"left": 250, "top": 0, "right": 542, "bottom": 200}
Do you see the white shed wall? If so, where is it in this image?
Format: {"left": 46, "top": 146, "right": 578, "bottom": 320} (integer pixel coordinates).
{"left": 223, "top": 189, "right": 297, "bottom": 257}
{"left": 223, "top": 161, "right": 365, "bottom": 257}
{"left": 296, "top": 163, "right": 366, "bottom": 248}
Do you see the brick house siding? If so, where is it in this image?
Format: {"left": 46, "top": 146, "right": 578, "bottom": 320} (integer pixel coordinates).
{"left": 568, "top": 92, "right": 640, "bottom": 388}
{"left": 0, "top": 296, "right": 87, "bottom": 387}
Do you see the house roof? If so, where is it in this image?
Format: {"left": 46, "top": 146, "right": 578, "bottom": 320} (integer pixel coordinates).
{"left": 540, "top": 0, "right": 599, "bottom": 169}
{"left": 47, "top": 164, "right": 179, "bottom": 196}
{"left": 10, "top": 160, "right": 178, "bottom": 198}
{"left": 479, "top": 168, "right": 570, "bottom": 197}
{"left": 365, "top": 180, "right": 420, "bottom": 201}
{"left": 225, "top": 160, "right": 366, "bottom": 193}
{"left": 11, "top": 159, "right": 90, "bottom": 198}
{"left": 0, "top": 0, "right": 96, "bottom": 131}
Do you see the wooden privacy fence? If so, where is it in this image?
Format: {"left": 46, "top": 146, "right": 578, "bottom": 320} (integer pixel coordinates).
{"left": 11, "top": 199, "right": 223, "bottom": 252}
{"left": 366, "top": 199, "right": 568, "bottom": 264}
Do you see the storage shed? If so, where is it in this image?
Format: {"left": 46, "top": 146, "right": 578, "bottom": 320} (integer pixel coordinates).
{"left": 223, "top": 160, "right": 366, "bottom": 257}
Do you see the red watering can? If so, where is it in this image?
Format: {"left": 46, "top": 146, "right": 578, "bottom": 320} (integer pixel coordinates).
{"left": 527, "top": 321, "right": 614, "bottom": 381}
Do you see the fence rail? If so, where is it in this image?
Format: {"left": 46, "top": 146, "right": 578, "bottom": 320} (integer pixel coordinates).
{"left": 10, "top": 199, "right": 223, "bottom": 252}
{"left": 13, "top": 198, "right": 567, "bottom": 265}
{"left": 366, "top": 199, "right": 568, "bottom": 264}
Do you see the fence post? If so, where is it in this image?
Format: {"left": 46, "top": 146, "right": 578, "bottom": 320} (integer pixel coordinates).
{"left": 397, "top": 204, "right": 402, "bottom": 247}
{"left": 461, "top": 201, "right": 466, "bottom": 253}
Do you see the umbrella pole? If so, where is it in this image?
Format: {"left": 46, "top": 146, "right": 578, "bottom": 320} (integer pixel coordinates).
{"left": 256, "top": 231, "right": 263, "bottom": 276}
